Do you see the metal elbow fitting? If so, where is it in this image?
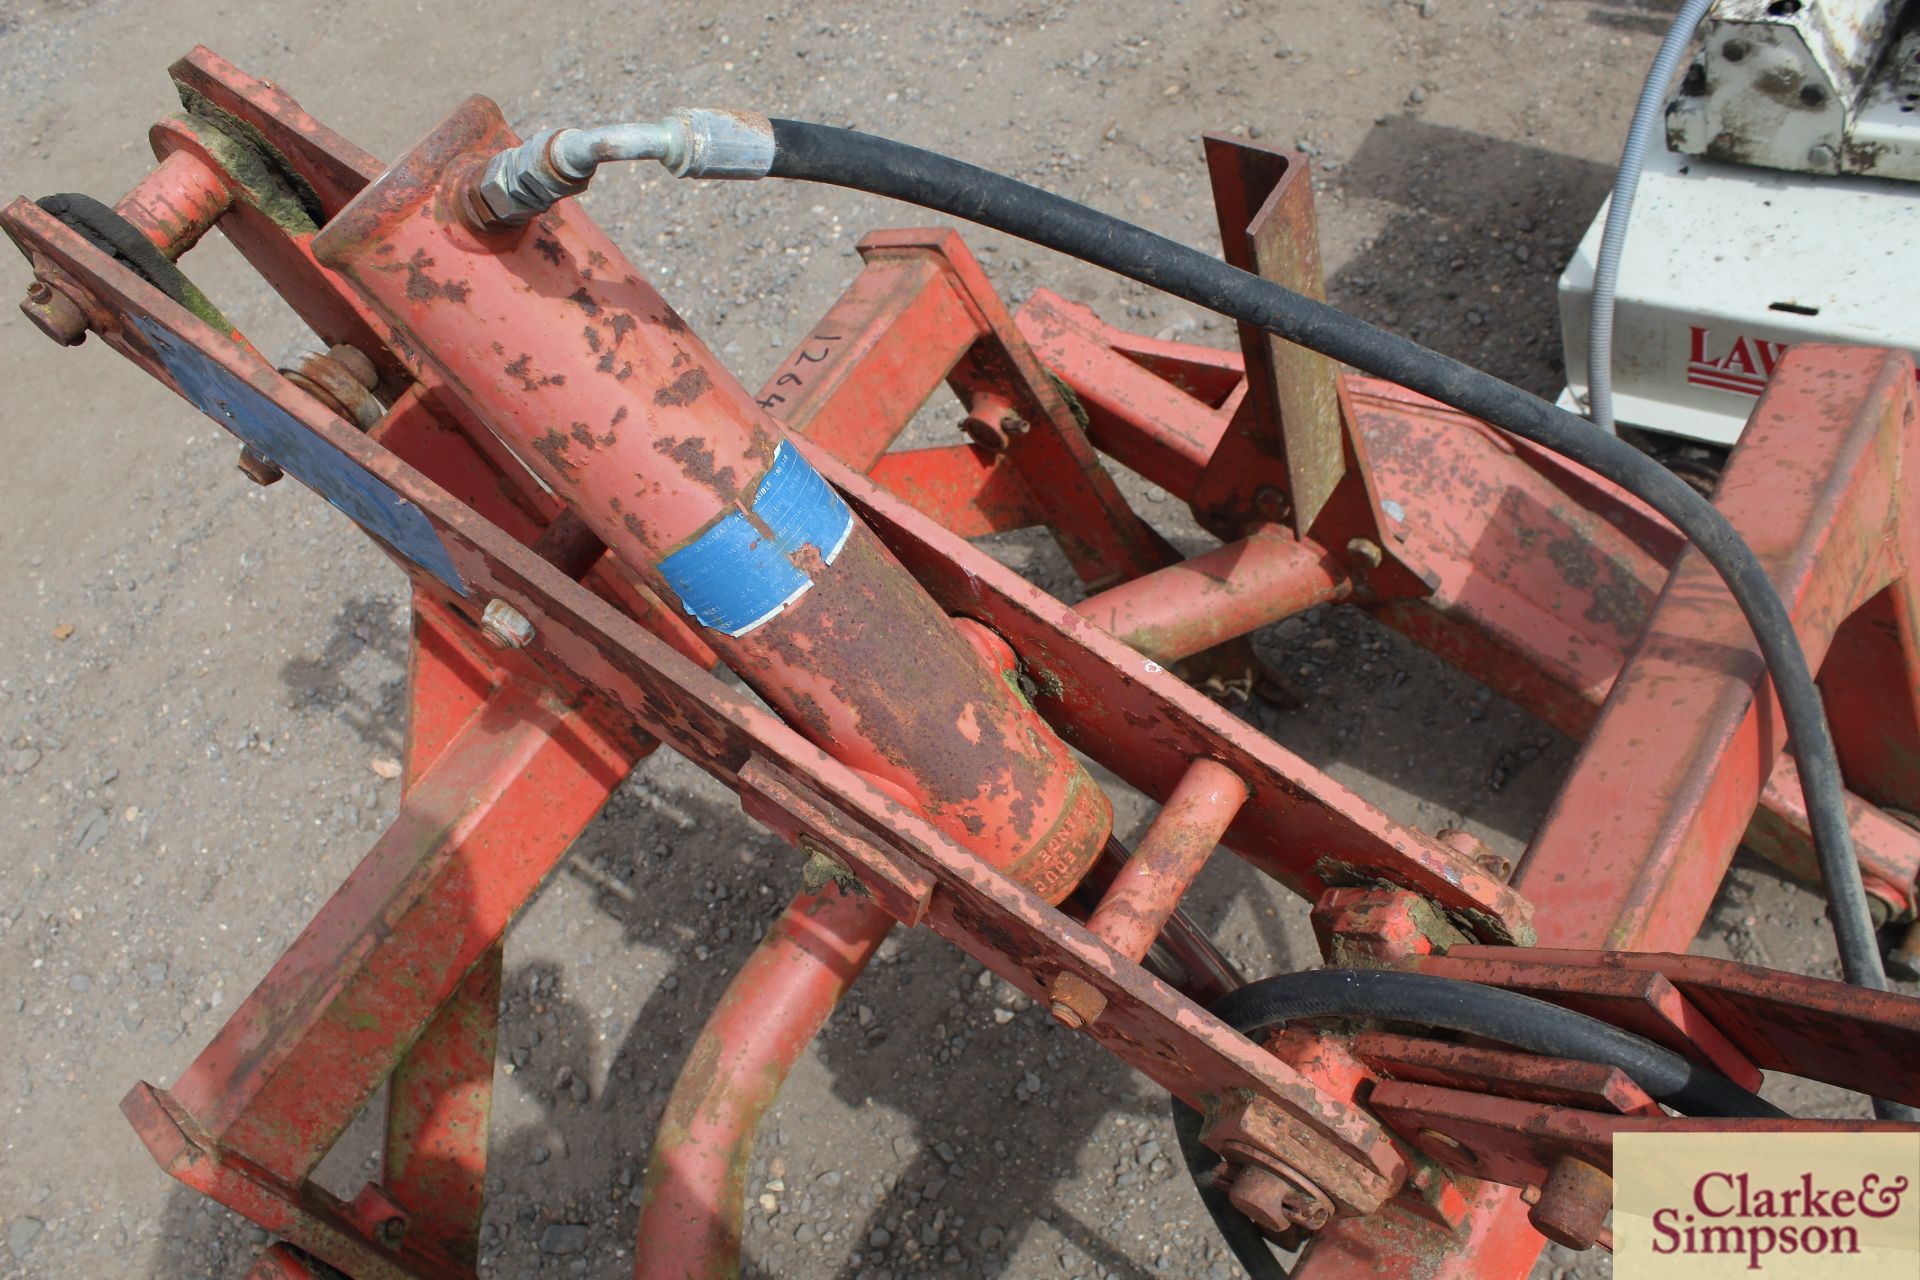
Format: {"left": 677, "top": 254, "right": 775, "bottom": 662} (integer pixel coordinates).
{"left": 470, "top": 109, "right": 773, "bottom": 230}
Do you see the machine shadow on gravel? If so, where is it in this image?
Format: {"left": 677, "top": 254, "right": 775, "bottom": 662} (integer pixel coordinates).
{"left": 142, "top": 770, "right": 1304, "bottom": 1279}
{"left": 276, "top": 593, "right": 409, "bottom": 756}
{"left": 1329, "top": 117, "right": 1612, "bottom": 400}
{"left": 1571, "top": 0, "right": 1691, "bottom": 38}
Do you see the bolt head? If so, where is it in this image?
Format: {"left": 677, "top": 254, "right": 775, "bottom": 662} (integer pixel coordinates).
{"left": 1345, "top": 537, "right": 1385, "bottom": 570}
{"left": 1227, "top": 1164, "right": 1332, "bottom": 1235}
{"left": 481, "top": 598, "right": 536, "bottom": 650}
{"left": 1047, "top": 971, "right": 1108, "bottom": 1030}
{"left": 1527, "top": 1156, "right": 1613, "bottom": 1252}
{"left": 236, "top": 446, "right": 284, "bottom": 486}
{"left": 19, "top": 279, "right": 88, "bottom": 346}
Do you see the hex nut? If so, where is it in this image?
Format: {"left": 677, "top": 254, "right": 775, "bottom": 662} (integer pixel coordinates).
{"left": 1047, "top": 971, "right": 1108, "bottom": 1029}
{"left": 474, "top": 131, "right": 590, "bottom": 229}
{"left": 481, "top": 599, "right": 536, "bottom": 650}
{"left": 1345, "top": 537, "right": 1385, "bottom": 570}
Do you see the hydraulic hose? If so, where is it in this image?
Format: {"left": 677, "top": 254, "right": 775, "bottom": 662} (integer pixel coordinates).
{"left": 1209, "top": 969, "right": 1781, "bottom": 1117}
{"left": 1587, "top": 0, "right": 1713, "bottom": 435}
{"left": 1170, "top": 968, "right": 1785, "bottom": 1277}
{"left": 756, "top": 119, "right": 1898, "bottom": 1040}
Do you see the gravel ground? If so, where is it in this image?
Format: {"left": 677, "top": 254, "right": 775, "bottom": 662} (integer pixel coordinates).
{"left": 1, "top": 2, "right": 1904, "bottom": 1278}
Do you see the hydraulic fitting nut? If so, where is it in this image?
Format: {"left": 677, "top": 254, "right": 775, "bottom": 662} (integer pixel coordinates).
{"left": 480, "top": 599, "right": 536, "bottom": 650}
{"left": 473, "top": 129, "right": 592, "bottom": 229}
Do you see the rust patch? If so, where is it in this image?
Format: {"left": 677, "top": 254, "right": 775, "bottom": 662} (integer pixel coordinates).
{"left": 653, "top": 433, "right": 740, "bottom": 499}
{"left": 566, "top": 286, "right": 601, "bottom": 317}
{"left": 392, "top": 247, "right": 470, "bottom": 304}
{"left": 531, "top": 428, "right": 579, "bottom": 480}
{"left": 532, "top": 235, "right": 564, "bottom": 266}
{"left": 655, "top": 367, "right": 714, "bottom": 408}
{"left": 504, "top": 353, "right": 566, "bottom": 392}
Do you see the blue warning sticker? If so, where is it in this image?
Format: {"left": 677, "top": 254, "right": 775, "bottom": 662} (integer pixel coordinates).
{"left": 134, "top": 317, "right": 466, "bottom": 596}
{"left": 658, "top": 439, "right": 854, "bottom": 636}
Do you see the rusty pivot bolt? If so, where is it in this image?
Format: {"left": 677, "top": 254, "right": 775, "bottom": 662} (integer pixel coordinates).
{"left": 1527, "top": 1155, "right": 1613, "bottom": 1251}
{"left": 236, "top": 446, "right": 285, "bottom": 487}
{"left": 480, "top": 599, "right": 536, "bottom": 650}
{"left": 19, "top": 277, "right": 88, "bottom": 346}
{"left": 961, "top": 411, "right": 1023, "bottom": 451}
{"left": 1047, "top": 970, "right": 1108, "bottom": 1030}
{"left": 1226, "top": 1163, "right": 1333, "bottom": 1235}
{"left": 1437, "top": 827, "right": 1512, "bottom": 881}
{"left": 1251, "top": 486, "right": 1291, "bottom": 524}
{"left": 1345, "top": 537, "right": 1384, "bottom": 570}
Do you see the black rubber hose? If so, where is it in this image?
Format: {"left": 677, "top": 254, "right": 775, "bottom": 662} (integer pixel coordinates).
{"left": 761, "top": 121, "right": 1899, "bottom": 1049}
{"left": 1211, "top": 969, "right": 1782, "bottom": 1117}
{"left": 1169, "top": 969, "right": 1786, "bottom": 1276}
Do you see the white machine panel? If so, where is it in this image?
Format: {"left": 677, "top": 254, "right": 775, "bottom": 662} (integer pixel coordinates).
{"left": 1558, "top": 142, "right": 1920, "bottom": 446}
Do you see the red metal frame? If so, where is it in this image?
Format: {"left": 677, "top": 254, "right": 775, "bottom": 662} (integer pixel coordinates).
{"left": 8, "top": 46, "right": 1920, "bottom": 1280}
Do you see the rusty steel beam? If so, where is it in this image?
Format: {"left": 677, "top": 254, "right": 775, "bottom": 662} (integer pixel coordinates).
{"left": 157, "top": 660, "right": 645, "bottom": 1186}
{"left": 1517, "top": 346, "right": 1920, "bottom": 951}
{"left": 19, "top": 45, "right": 1920, "bottom": 1280}
{"left": 5, "top": 176, "right": 1425, "bottom": 1257}
{"left": 1088, "top": 757, "right": 1249, "bottom": 961}
{"left": 1074, "top": 523, "right": 1351, "bottom": 665}
{"left": 633, "top": 889, "right": 895, "bottom": 1280}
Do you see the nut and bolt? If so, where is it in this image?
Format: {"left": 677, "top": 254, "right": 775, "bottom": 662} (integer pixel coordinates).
{"left": 961, "top": 407, "right": 1029, "bottom": 452}
{"left": 1225, "top": 1163, "right": 1333, "bottom": 1236}
{"left": 1437, "top": 827, "right": 1512, "bottom": 881}
{"left": 1252, "top": 486, "right": 1291, "bottom": 524}
{"left": 1807, "top": 143, "right": 1838, "bottom": 169}
{"left": 374, "top": 1215, "right": 408, "bottom": 1248}
{"left": 19, "top": 276, "right": 88, "bottom": 346}
{"left": 1047, "top": 970, "right": 1109, "bottom": 1030}
{"left": 1345, "top": 537, "right": 1384, "bottom": 570}
{"left": 1526, "top": 1155, "right": 1613, "bottom": 1252}
{"left": 480, "top": 599, "right": 536, "bottom": 650}
{"left": 237, "top": 446, "right": 285, "bottom": 487}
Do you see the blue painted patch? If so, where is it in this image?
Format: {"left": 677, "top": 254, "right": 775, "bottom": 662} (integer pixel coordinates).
{"left": 134, "top": 317, "right": 466, "bottom": 596}
{"left": 753, "top": 439, "right": 854, "bottom": 565}
{"left": 658, "top": 440, "right": 854, "bottom": 637}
